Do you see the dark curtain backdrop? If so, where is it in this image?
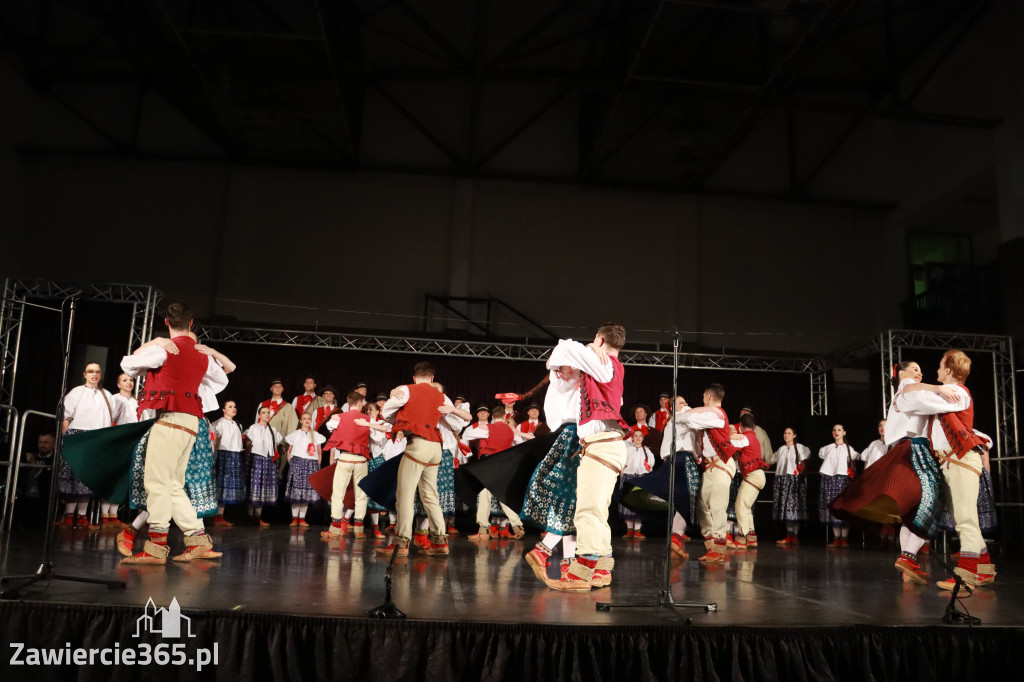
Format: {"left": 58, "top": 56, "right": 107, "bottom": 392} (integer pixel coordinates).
{"left": 1, "top": 601, "right": 1020, "bottom": 682}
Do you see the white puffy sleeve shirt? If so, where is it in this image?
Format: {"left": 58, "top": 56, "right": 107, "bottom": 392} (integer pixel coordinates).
{"left": 818, "top": 443, "right": 858, "bottom": 476}
{"left": 64, "top": 386, "right": 123, "bottom": 430}
{"left": 211, "top": 418, "right": 243, "bottom": 452}
{"left": 286, "top": 429, "right": 326, "bottom": 460}
{"left": 245, "top": 423, "right": 282, "bottom": 457}
{"left": 884, "top": 378, "right": 929, "bottom": 445}
{"left": 623, "top": 445, "right": 654, "bottom": 475}
{"left": 860, "top": 439, "right": 887, "bottom": 468}
{"left": 895, "top": 383, "right": 971, "bottom": 452}
{"left": 774, "top": 444, "right": 809, "bottom": 476}
{"left": 542, "top": 369, "right": 580, "bottom": 431}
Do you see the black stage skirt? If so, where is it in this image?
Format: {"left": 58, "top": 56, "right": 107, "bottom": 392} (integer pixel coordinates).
{"left": 620, "top": 450, "right": 701, "bottom": 522}
{"left": 459, "top": 427, "right": 563, "bottom": 514}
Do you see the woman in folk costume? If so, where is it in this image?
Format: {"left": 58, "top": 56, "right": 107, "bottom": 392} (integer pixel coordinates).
{"left": 831, "top": 361, "right": 947, "bottom": 583}
{"left": 620, "top": 429, "right": 654, "bottom": 539}
{"left": 818, "top": 424, "right": 858, "bottom": 547}
{"left": 59, "top": 362, "right": 126, "bottom": 530}
{"left": 211, "top": 400, "right": 246, "bottom": 525}
{"left": 462, "top": 405, "right": 525, "bottom": 539}
{"left": 245, "top": 407, "right": 284, "bottom": 526}
{"left": 284, "top": 412, "right": 325, "bottom": 526}
{"left": 773, "top": 428, "right": 810, "bottom": 545}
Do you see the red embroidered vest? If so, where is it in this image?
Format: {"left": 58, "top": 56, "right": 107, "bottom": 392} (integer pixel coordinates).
{"left": 324, "top": 410, "right": 371, "bottom": 458}
{"left": 260, "top": 399, "right": 285, "bottom": 416}
{"left": 294, "top": 394, "right": 315, "bottom": 416}
{"left": 313, "top": 405, "right": 337, "bottom": 430}
{"left": 654, "top": 409, "right": 670, "bottom": 432}
{"left": 735, "top": 430, "right": 768, "bottom": 477}
{"left": 934, "top": 384, "right": 986, "bottom": 459}
{"left": 393, "top": 383, "right": 443, "bottom": 443}
{"left": 479, "top": 422, "right": 515, "bottom": 456}
{"left": 138, "top": 337, "right": 208, "bottom": 419}
{"left": 701, "top": 407, "right": 735, "bottom": 462}
{"left": 518, "top": 420, "right": 539, "bottom": 434}
{"left": 579, "top": 356, "right": 628, "bottom": 429}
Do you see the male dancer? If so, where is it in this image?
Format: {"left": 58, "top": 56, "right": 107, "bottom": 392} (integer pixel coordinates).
{"left": 321, "top": 391, "right": 372, "bottom": 539}
{"left": 650, "top": 393, "right": 671, "bottom": 431}
{"left": 897, "top": 350, "right": 997, "bottom": 588}
{"left": 292, "top": 376, "right": 318, "bottom": 416}
{"left": 310, "top": 386, "right": 339, "bottom": 430}
{"left": 546, "top": 323, "right": 629, "bottom": 592}
{"left": 463, "top": 405, "right": 526, "bottom": 539}
{"left": 118, "top": 301, "right": 228, "bottom": 565}
{"left": 677, "top": 384, "right": 742, "bottom": 564}
{"left": 732, "top": 413, "right": 768, "bottom": 548}
{"left": 376, "top": 362, "right": 450, "bottom": 557}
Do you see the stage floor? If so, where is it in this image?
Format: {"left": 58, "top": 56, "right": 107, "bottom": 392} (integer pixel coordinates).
{"left": 0, "top": 524, "right": 1019, "bottom": 627}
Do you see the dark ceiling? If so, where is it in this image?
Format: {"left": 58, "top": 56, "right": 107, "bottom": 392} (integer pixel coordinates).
{"left": 0, "top": 0, "right": 1001, "bottom": 206}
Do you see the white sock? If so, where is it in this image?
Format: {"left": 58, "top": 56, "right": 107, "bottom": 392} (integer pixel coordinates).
{"left": 542, "top": 532, "right": 562, "bottom": 550}
{"left": 786, "top": 522, "right": 799, "bottom": 535}
{"left": 255, "top": 506, "right": 262, "bottom": 517}
{"left": 389, "top": 513, "right": 396, "bottom": 524}
{"left": 500, "top": 519, "right": 508, "bottom": 528}
{"left": 298, "top": 504, "right": 308, "bottom": 519}
{"left": 370, "top": 513, "right": 379, "bottom": 525}
{"left": 839, "top": 526, "right": 849, "bottom": 538}
{"left": 132, "top": 510, "right": 150, "bottom": 531}
{"left": 417, "top": 517, "right": 429, "bottom": 531}
{"left": 672, "top": 513, "right": 687, "bottom": 536}
{"left": 218, "top": 504, "right": 225, "bottom": 515}
{"left": 899, "top": 525, "right": 925, "bottom": 555}
{"left": 63, "top": 502, "right": 76, "bottom": 516}
{"left": 291, "top": 504, "right": 300, "bottom": 517}
{"left": 562, "top": 535, "right": 577, "bottom": 559}
{"left": 344, "top": 509, "right": 354, "bottom": 520}
{"left": 76, "top": 501, "right": 89, "bottom": 516}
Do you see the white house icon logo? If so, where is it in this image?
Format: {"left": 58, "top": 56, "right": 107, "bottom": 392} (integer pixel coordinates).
{"left": 133, "top": 597, "right": 195, "bottom": 638}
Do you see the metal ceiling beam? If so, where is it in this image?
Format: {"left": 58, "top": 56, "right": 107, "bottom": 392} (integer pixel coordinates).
{"left": 369, "top": 82, "right": 464, "bottom": 169}
{"left": 15, "top": 143, "right": 896, "bottom": 210}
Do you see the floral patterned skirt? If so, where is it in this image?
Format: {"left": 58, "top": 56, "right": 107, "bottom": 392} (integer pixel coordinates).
{"left": 521, "top": 424, "right": 580, "bottom": 534}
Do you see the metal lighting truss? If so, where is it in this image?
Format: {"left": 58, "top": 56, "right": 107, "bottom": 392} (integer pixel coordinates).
{"left": 196, "top": 324, "right": 819, "bottom": 373}
{"left": 0, "top": 279, "right": 161, "bottom": 447}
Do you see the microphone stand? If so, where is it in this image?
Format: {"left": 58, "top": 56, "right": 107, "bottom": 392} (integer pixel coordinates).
{"left": 596, "top": 330, "right": 716, "bottom": 615}
{"left": 0, "top": 294, "right": 127, "bottom": 599}
{"left": 938, "top": 555, "right": 981, "bottom": 626}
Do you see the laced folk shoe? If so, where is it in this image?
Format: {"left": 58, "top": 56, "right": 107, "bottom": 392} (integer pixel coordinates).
{"left": 670, "top": 533, "right": 689, "bottom": 560}
{"left": 468, "top": 525, "right": 490, "bottom": 540}
{"left": 172, "top": 534, "right": 222, "bottom": 562}
{"left": 116, "top": 527, "right": 137, "bottom": 557}
{"left": 549, "top": 556, "right": 597, "bottom": 592}
{"left": 426, "top": 535, "right": 450, "bottom": 557}
{"left": 525, "top": 543, "right": 553, "bottom": 582}
{"left": 321, "top": 519, "right": 345, "bottom": 539}
{"left": 894, "top": 553, "right": 929, "bottom": 585}
{"left": 375, "top": 540, "right": 409, "bottom": 558}
{"left": 121, "top": 540, "right": 170, "bottom": 566}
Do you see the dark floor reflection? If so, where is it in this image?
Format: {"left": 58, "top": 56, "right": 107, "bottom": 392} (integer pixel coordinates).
{"left": 1, "top": 526, "right": 1019, "bottom": 626}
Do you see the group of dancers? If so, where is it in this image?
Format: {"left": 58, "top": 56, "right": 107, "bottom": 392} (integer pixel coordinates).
{"left": 54, "top": 303, "right": 1000, "bottom": 593}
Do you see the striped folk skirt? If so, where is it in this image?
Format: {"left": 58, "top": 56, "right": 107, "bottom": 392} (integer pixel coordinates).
{"left": 285, "top": 457, "right": 321, "bottom": 503}
{"left": 249, "top": 455, "right": 279, "bottom": 504}
{"left": 215, "top": 449, "right": 246, "bottom": 505}
{"left": 772, "top": 474, "right": 807, "bottom": 522}
{"left": 818, "top": 474, "right": 849, "bottom": 526}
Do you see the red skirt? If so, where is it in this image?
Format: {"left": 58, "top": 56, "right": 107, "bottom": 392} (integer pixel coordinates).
{"left": 830, "top": 439, "right": 922, "bottom": 525}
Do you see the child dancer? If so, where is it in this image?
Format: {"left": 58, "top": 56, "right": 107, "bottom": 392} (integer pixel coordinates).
{"left": 285, "top": 412, "right": 325, "bottom": 526}
{"left": 773, "top": 428, "right": 809, "bottom": 545}
{"left": 245, "top": 407, "right": 283, "bottom": 526}
{"left": 819, "top": 424, "right": 857, "bottom": 547}
{"left": 211, "top": 400, "right": 245, "bottom": 525}
{"left": 621, "top": 429, "right": 654, "bottom": 539}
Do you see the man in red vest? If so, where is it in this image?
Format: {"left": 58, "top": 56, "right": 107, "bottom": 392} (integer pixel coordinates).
{"left": 896, "top": 350, "right": 997, "bottom": 589}
{"left": 376, "top": 361, "right": 450, "bottom": 557}
{"left": 292, "top": 376, "right": 318, "bottom": 416}
{"left": 118, "top": 301, "right": 228, "bottom": 565}
{"left": 677, "top": 383, "right": 743, "bottom": 563}
{"left": 321, "top": 391, "right": 372, "bottom": 539}
{"left": 651, "top": 393, "right": 671, "bottom": 431}
{"left": 732, "top": 413, "right": 769, "bottom": 549}
{"left": 545, "top": 323, "right": 629, "bottom": 592}
{"left": 463, "top": 405, "right": 526, "bottom": 540}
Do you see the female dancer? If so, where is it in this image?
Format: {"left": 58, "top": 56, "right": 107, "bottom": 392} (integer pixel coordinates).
{"left": 773, "top": 428, "right": 809, "bottom": 545}
{"left": 59, "top": 362, "right": 125, "bottom": 529}
{"left": 284, "top": 412, "right": 325, "bottom": 526}
{"left": 818, "top": 424, "right": 858, "bottom": 547}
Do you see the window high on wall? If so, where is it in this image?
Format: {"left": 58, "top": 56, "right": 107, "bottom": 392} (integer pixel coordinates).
{"left": 908, "top": 232, "right": 973, "bottom": 295}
